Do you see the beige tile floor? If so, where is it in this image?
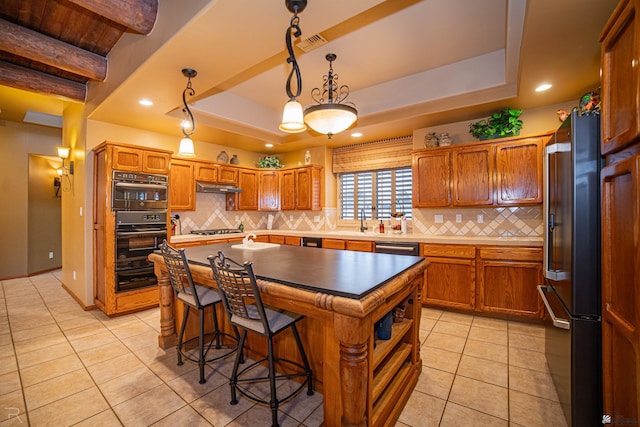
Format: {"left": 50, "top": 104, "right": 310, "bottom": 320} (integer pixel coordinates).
{"left": 0, "top": 271, "right": 567, "bottom": 426}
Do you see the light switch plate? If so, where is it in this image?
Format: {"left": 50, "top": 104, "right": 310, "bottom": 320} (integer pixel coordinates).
{"left": 477, "top": 214, "right": 484, "bottom": 223}
{"left": 456, "top": 214, "right": 462, "bottom": 223}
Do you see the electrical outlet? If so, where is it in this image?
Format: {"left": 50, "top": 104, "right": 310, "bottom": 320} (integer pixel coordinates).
{"left": 456, "top": 214, "right": 462, "bottom": 223}
{"left": 314, "top": 215, "right": 320, "bottom": 223}
{"left": 434, "top": 214, "right": 443, "bottom": 223}
{"left": 48, "top": 251, "right": 54, "bottom": 259}
{"left": 79, "top": 206, "right": 83, "bottom": 216}
{"left": 290, "top": 215, "right": 294, "bottom": 221}
{"left": 73, "top": 271, "right": 77, "bottom": 280}
{"left": 477, "top": 214, "right": 484, "bottom": 223}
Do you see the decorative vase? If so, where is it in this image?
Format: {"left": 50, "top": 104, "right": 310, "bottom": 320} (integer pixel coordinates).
{"left": 424, "top": 132, "right": 438, "bottom": 148}
{"left": 230, "top": 154, "right": 239, "bottom": 164}
{"left": 437, "top": 132, "right": 452, "bottom": 146}
{"left": 304, "top": 150, "right": 311, "bottom": 165}
{"left": 217, "top": 150, "right": 229, "bottom": 163}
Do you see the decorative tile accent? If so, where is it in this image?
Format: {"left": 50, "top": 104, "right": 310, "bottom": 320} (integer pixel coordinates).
{"left": 173, "top": 193, "right": 542, "bottom": 238}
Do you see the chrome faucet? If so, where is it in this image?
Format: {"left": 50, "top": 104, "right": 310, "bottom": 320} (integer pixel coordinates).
{"left": 360, "top": 208, "right": 368, "bottom": 232}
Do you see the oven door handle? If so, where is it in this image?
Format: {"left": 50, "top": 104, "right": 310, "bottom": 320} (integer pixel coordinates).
{"left": 114, "top": 182, "right": 167, "bottom": 189}
{"left": 537, "top": 285, "right": 571, "bottom": 330}
{"left": 116, "top": 230, "right": 167, "bottom": 238}
{"left": 116, "top": 266, "right": 155, "bottom": 276}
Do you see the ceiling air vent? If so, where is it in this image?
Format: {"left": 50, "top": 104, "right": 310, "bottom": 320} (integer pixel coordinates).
{"left": 297, "top": 34, "right": 328, "bottom": 52}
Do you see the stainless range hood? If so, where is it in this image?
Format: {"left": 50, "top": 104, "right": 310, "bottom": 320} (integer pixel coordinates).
{"left": 195, "top": 181, "right": 242, "bottom": 193}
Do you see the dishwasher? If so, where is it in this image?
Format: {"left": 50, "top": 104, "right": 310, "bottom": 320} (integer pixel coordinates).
{"left": 301, "top": 236, "right": 322, "bottom": 248}
{"left": 374, "top": 241, "right": 419, "bottom": 256}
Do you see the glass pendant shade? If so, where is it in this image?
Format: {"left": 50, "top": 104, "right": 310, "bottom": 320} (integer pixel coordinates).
{"left": 279, "top": 100, "right": 307, "bottom": 133}
{"left": 56, "top": 146, "right": 70, "bottom": 159}
{"left": 178, "top": 136, "right": 195, "bottom": 158}
{"left": 304, "top": 103, "right": 357, "bottom": 136}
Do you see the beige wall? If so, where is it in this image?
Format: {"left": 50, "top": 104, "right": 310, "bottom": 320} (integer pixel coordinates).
{"left": 28, "top": 155, "right": 63, "bottom": 274}
{"left": 0, "top": 120, "right": 62, "bottom": 278}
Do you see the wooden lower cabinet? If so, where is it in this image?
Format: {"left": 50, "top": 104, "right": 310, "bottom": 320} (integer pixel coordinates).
{"left": 322, "top": 238, "right": 346, "bottom": 250}
{"left": 421, "top": 243, "right": 543, "bottom": 319}
{"left": 477, "top": 247, "right": 544, "bottom": 319}
{"left": 346, "top": 240, "right": 374, "bottom": 252}
{"left": 268, "top": 235, "right": 301, "bottom": 245}
{"left": 422, "top": 244, "right": 476, "bottom": 310}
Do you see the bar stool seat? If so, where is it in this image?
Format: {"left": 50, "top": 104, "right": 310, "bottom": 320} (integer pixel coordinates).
{"left": 159, "top": 240, "right": 239, "bottom": 384}
{"left": 209, "top": 251, "right": 313, "bottom": 427}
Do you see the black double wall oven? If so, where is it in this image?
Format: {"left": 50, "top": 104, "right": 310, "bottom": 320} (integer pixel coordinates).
{"left": 112, "top": 171, "right": 168, "bottom": 293}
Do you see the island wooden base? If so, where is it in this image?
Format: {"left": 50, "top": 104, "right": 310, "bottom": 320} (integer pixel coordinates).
{"left": 150, "top": 253, "right": 426, "bottom": 427}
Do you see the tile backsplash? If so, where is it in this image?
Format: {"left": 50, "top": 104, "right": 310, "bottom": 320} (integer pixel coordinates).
{"left": 174, "top": 193, "right": 542, "bottom": 238}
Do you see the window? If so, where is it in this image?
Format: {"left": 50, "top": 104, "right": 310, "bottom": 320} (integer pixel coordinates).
{"left": 339, "top": 167, "right": 412, "bottom": 220}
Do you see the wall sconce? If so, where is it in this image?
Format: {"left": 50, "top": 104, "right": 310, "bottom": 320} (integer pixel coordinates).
{"left": 56, "top": 146, "right": 74, "bottom": 175}
{"left": 54, "top": 176, "right": 61, "bottom": 198}
{"left": 178, "top": 68, "right": 197, "bottom": 158}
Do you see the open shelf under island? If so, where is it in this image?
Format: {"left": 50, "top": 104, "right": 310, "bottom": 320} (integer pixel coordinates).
{"left": 149, "top": 243, "right": 428, "bottom": 427}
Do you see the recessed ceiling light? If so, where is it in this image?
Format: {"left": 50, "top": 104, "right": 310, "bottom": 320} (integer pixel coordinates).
{"left": 139, "top": 98, "right": 153, "bottom": 106}
{"left": 265, "top": 143, "right": 274, "bottom": 148}
{"left": 535, "top": 83, "right": 552, "bottom": 92}
{"left": 351, "top": 132, "right": 363, "bottom": 137}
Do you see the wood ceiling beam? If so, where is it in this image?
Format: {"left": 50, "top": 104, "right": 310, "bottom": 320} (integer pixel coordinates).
{"left": 0, "top": 61, "right": 86, "bottom": 102}
{"left": 0, "top": 19, "right": 107, "bottom": 81}
{"left": 66, "top": 0, "right": 158, "bottom": 34}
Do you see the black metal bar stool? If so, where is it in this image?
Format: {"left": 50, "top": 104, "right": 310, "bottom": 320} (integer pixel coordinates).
{"left": 159, "top": 240, "right": 239, "bottom": 384}
{"left": 209, "top": 251, "right": 313, "bottom": 427}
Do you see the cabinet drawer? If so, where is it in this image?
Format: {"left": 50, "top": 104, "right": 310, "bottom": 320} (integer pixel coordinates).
{"left": 346, "top": 240, "right": 374, "bottom": 252}
{"left": 478, "top": 246, "right": 542, "bottom": 262}
{"left": 421, "top": 244, "right": 475, "bottom": 259}
{"left": 323, "top": 238, "right": 346, "bottom": 250}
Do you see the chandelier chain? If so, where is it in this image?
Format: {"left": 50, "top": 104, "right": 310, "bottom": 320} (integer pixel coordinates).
{"left": 182, "top": 75, "right": 195, "bottom": 137}
{"left": 284, "top": 13, "right": 303, "bottom": 101}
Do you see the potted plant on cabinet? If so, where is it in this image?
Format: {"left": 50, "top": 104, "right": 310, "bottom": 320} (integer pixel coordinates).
{"left": 468, "top": 107, "right": 523, "bottom": 140}
{"left": 257, "top": 156, "right": 284, "bottom": 169}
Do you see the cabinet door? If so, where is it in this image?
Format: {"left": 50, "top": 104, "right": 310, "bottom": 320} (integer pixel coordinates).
{"left": 600, "top": 0, "right": 640, "bottom": 155}
{"left": 295, "top": 166, "right": 321, "bottom": 210}
{"left": 218, "top": 165, "right": 238, "bottom": 184}
{"left": 259, "top": 170, "right": 280, "bottom": 211}
{"left": 412, "top": 150, "right": 451, "bottom": 207}
{"left": 423, "top": 257, "right": 476, "bottom": 310}
{"left": 195, "top": 163, "right": 218, "bottom": 182}
{"left": 452, "top": 145, "right": 494, "bottom": 206}
{"left": 495, "top": 138, "right": 543, "bottom": 205}
{"left": 322, "top": 238, "right": 346, "bottom": 250}
{"left": 280, "top": 170, "right": 296, "bottom": 210}
{"left": 346, "top": 240, "right": 373, "bottom": 252}
{"left": 169, "top": 160, "right": 195, "bottom": 210}
{"left": 112, "top": 146, "right": 142, "bottom": 171}
{"left": 601, "top": 154, "right": 640, "bottom": 424}
{"left": 142, "top": 151, "right": 170, "bottom": 174}
{"left": 236, "top": 169, "right": 259, "bottom": 210}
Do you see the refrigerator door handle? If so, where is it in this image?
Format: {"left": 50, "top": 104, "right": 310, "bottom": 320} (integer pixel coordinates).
{"left": 537, "top": 285, "right": 571, "bottom": 330}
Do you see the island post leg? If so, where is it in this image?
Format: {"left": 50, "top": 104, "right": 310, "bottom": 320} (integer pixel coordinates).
{"left": 335, "top": 313, "right": 369, "bottom": 427}
{"left": 156, "top": 267, "right": 177, "bottom": 349}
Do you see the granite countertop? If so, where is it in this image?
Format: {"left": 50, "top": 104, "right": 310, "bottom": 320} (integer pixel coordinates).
{"left": 171, "top": 228, "right": 542, "bottom": 247}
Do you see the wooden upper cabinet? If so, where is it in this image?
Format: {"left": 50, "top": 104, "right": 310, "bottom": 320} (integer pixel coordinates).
{"left": 169, "top": 159, "right": 195, "bottom": 211}
{"left": 142, "top": 151, "right": 170, "bottom": 174}
{"left": 600, "top": 0, "right": 640, "bottom": 155}
{"left": 111, "top": 146, "right": 170, "bottom": 174}
{"left": 295, "top": 166, "right": 322, "bottom": 210}
{"left": 495, "top": 138, "right": 543, "bottom": 205}
{"left": 452, "top": 145, "right": 494, "bottom": 206}
{"left": 259, "top": 170, "right": 280, "bottom": 211}
{"left": 280, "top": 166, "right": 322, "bottom": 211}
{"left": 218, "top": 165, "right": 238, "bottom": 184}
{"left": 412, "top": 150, "right": 451, "bottom": 207}
{"left": 233, "top": 169, "right": 259, "bottom": 210}
{"left": 194, "top": 163, "right": 218, "bottom": 182}
{"left": 280, "top": 169, "right": 296, "bottom": 210}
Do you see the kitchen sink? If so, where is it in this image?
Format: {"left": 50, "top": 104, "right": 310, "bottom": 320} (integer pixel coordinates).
{"left": 230, "top": 242, "right": 280, "bottom": 250}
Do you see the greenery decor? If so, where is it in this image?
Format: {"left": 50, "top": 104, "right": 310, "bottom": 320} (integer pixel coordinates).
{"left": 257, "top": 156, "right": 284, "bottom": 168}
{"left": 468, "top": 108, "right": 523, "bottom": 140}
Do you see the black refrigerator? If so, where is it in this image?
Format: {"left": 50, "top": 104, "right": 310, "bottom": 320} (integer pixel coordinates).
{"left": 538, "top": 109, "right": 602, "bottom": 427}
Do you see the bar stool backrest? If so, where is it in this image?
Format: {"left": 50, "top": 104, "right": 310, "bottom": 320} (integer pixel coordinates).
{"left": 209, "top": 251, "right": 271, "bottom": 336}
{"left": 159, "top": 240, "right": 202, "bottom": 308}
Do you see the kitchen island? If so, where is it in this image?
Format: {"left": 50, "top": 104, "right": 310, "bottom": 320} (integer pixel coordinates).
{"left": 149, "top": 242, "right": 428, "bottom": 427}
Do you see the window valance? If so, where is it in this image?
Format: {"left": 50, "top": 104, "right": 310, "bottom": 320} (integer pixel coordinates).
{"left": 332, "top": 136, "right": 413, "bottom": 173}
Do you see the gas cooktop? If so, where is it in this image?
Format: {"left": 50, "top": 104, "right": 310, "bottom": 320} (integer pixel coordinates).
{"left": 190, "top": 228, "right": 242, "bottom": 235}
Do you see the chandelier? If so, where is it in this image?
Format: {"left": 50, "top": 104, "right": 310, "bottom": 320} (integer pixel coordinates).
{"left": 304, "top": 53, "right": 357, "bottom": 139}
{"left": 178, "top": 68, "right": 197, "bottom": 158}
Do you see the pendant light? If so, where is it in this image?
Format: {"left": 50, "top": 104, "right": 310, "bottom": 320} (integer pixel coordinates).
{"left": 279, "top": 0, "right": 307, "bottom": 133}
{"left": 178, "top": 68, "right": 197, "bottom": 157}
{"left": 304, "top": 53, "right": 357, "bottom": 139}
